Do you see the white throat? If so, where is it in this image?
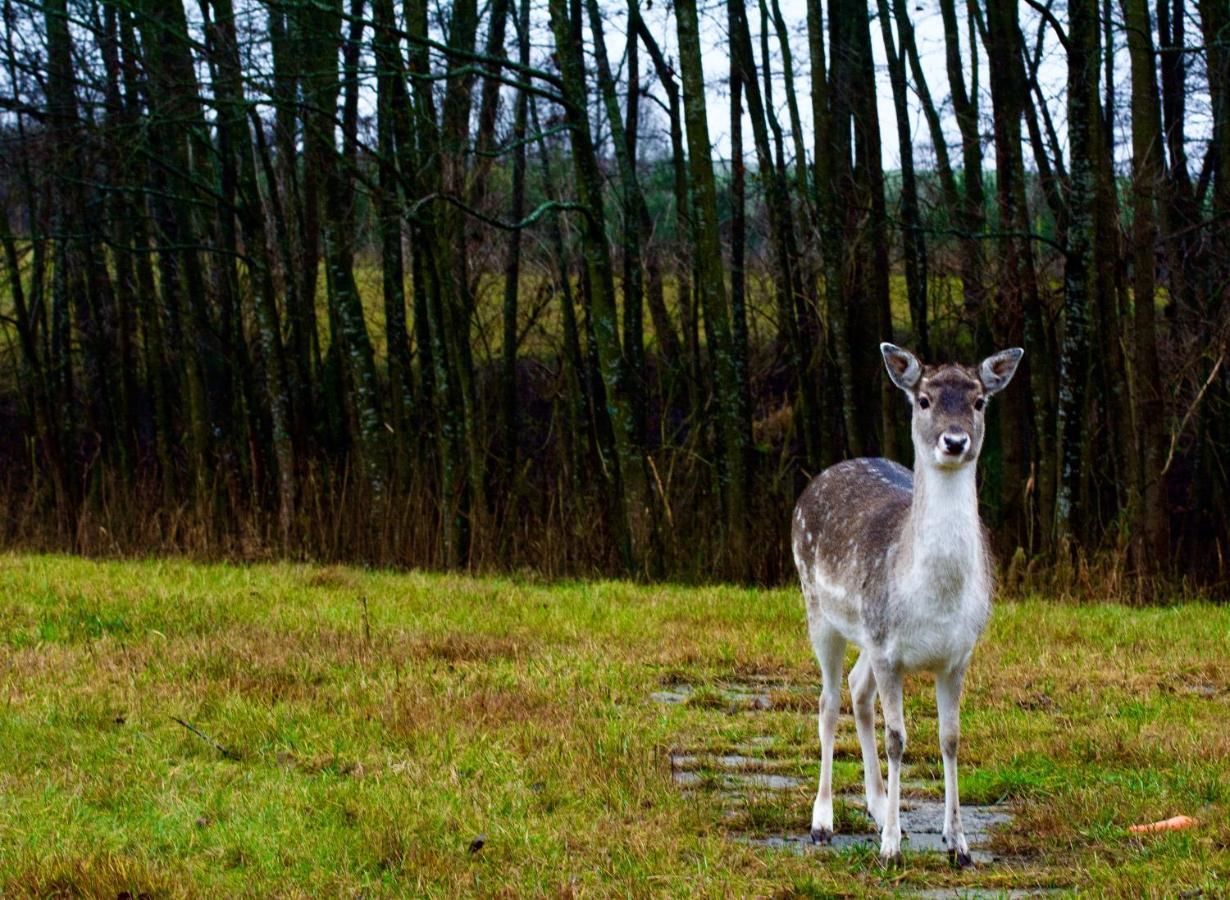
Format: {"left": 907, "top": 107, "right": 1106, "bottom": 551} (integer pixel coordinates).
{"left": 903, "top": 460, "right": 983, "bottom": 579}
{"left": 913, "top": 462, "right": 978, "bottom": 530}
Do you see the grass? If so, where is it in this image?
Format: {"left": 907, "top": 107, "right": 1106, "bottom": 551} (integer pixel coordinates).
{"left": 0, "top": 554, "right": 1226, "bottom": 897}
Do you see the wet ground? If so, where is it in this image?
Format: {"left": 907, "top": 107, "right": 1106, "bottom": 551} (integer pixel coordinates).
{"left": 655, "top": 676, "right": 1016, "bottom": 866}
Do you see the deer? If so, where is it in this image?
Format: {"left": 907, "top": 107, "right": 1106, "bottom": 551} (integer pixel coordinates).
{"left": 791, "top": 343, "right": 1023, "bottom": 867}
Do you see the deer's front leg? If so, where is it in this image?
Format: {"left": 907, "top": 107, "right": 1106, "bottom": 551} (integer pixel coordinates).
{"left": 809, "top": 623, "right": 846, "bottom": 843}
{"left": 872, "top": 659, "right": 905, "bottom": 866}
{"left": 937, "top": 662, "right": 972, "bottom": 866}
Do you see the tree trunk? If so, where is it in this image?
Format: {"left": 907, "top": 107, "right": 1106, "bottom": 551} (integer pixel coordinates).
{"left": 938, "top": 0, "right": 989, "bottom": 341}
{"left": 585, "top": 0, "right": 650, "bottom": 443}
{"left": 374, "top": 0, "right": 416, "bottom": 487}
{"left": 210, "top": 0, "right": 297, "bottom": 545}
{"left": 134, "top": 0, "right": 216, "bottom": 516}
{"left": 300, "top": 0, "right": 387, "bottom": 499}
{"left": 875, "top": 0, "right": 929, "bottom": 357}
{"left": 734, "top": 0, "right": 821, "bottom": 468}
{"left": 636, "top": 20, "right": 699, "bottom": 416}
{"left": 675, "top": 0, "right": 752, "bottom": 568}
{"left": 548, "top": 0, "right": 646, "bottom": 572}
{"left": 1055, "top": 0, "right": 1098, "bottom": 547}
{"left": 500, "top": 0, "right": 532, "bottom": 498}
{"left": 984, "top": 0, "right": 1054, "bottom": 553}
{"left": 1123, "top": 0, "right": 1170, "bottom": 572}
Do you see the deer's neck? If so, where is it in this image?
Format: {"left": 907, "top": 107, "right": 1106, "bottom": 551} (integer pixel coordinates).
{"left": 903, "top": 462, "right": 982, "bottom": 570}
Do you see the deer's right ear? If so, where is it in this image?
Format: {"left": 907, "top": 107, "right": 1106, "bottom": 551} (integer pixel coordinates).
{"left": 880, "top": 343, "right": 922, "bottom": 392}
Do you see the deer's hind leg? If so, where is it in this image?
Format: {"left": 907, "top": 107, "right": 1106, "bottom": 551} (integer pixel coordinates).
{"left": 808, "top": 618, "right": 846, "bottom": 844}
{"left": 849, "top": 650, "right": 887, "bottom": 830}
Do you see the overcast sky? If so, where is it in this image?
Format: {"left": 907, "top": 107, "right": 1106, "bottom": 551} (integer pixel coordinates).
{"left": 4, "top": 0, "right": 1213, "bottom": 177}
{"left": 568, "top": 0, "right": 1212, "bottom": 174}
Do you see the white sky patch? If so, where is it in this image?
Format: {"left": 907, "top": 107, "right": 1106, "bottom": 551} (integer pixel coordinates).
{"left": 0, "top": 0, "right": 1213, "bottom": 178}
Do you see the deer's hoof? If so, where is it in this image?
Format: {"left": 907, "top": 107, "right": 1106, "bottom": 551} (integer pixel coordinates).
{"left": 809, "top": 827, "right": 833, "bottom": 845}
{"left": 878, "top": 849, "right": 903, "bottom": 868}
{"left": 943, "top": 833, "right": 973, "bottom": 867}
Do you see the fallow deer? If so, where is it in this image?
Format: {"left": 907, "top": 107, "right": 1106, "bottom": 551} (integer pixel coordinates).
{"left": 791, "top": 343, "right": 1023, "bottom": 866}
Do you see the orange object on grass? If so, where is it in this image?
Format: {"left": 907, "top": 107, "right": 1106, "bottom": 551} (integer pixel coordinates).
{"left": 1128, "top": 815, "right": 1198, "bottom": 834}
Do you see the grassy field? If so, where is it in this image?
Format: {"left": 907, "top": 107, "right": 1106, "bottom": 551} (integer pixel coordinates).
{"left": 0, "top": 554, "right": 1226, "bottom": 897}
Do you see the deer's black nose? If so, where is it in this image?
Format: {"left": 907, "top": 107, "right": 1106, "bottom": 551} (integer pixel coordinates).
{"left": 942, "top": 434, "right": 969, "bottom": 455}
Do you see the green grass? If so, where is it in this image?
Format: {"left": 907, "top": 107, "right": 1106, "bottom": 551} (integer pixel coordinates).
{"left": 0, "top": 554, "right": 1226, "bottom": 896}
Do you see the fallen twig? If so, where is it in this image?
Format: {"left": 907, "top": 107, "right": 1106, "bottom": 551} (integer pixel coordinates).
{"left": 171, "top": 717, "right": 239, "bottom": 760}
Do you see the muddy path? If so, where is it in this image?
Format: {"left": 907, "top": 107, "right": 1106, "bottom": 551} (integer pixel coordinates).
{"left": 655, "top": 676, "right": 1016, "bottom": 866}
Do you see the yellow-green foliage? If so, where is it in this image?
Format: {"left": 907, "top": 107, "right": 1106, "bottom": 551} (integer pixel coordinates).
{"left": 0, "top": 554, "right": 1226, "bottom": 896}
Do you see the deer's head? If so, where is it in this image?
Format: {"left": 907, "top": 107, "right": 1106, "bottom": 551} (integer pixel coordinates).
{"left": 880, "top": 344, "right": 1023, "bottom": 470}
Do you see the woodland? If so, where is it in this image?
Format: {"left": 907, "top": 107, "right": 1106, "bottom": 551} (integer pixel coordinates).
{"left": 0, "top": 0, "right": 1227, "bottom": 593}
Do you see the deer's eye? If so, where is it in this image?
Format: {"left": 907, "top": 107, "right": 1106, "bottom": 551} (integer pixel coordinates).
{"left": 917, "top": 396, "right": 931, "bottom": 410}
{"left": 974, "top": 398, "right": 985, "bottom": 412}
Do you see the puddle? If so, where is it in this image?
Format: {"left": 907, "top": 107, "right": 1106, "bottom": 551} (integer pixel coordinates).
{"left": 742, "top": 797, "right": 1012, "bottom": 864}
{"left": 670, "top": 751, "right": 807, "bottom": 791}
{"left": 673, "top": 769, "right": 806, "bottom": 791}
{"left": 658, "top": 677, "right": 1017, "bottom": 865}
{"left": 651, "top": 690, "right": 692, "bottom": 704}
{"left": 1181, "top": 681, "right": 1219, "bottom": 698}
{"left": 652, "top": 678, "right": 811, "bottom": 712}
{"left": 671, "top": 753, "right": 792, "bottom": 771}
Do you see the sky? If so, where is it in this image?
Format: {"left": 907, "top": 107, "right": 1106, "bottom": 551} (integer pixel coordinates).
{"left": 567, "top": 0, "right": 1212, "bottom": 174}
{"left": 1, "top": 0, "right": 1214, "bottom": 178}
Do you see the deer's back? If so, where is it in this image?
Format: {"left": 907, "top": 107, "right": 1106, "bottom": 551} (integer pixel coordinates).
{"left": 792, "top": 458, "right": 912, "bottom": 642}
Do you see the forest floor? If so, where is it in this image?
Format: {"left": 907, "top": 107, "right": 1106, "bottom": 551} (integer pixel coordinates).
{"left": 0, "top": 554, "right": 1226, "bottom": 897}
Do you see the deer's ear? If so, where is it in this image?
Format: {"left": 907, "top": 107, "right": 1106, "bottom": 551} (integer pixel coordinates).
{"left": 880, "top": 343, "right": 922, "bottom": 392}
{"left": 979, "top": 347, "right": 1024, "bottom": 395}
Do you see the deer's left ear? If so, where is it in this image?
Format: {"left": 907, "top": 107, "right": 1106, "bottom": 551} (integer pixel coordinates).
{"left": 979, "top": 347, "right": 1024, "bottom": 395}
{"left": 881, "top": 343, "right": 922, "bottom": 392}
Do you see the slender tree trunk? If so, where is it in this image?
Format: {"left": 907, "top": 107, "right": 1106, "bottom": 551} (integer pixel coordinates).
{"left": 134, "top": 0, "right": 215, "bottom": 516}
{"left": 817, "top": 0, "right": 866, "bottom": 457}
{"left": 585, "top": 0, "right": 650, "bottom": 443}
{"left": 733, "top": 0, "right": 821, "bottom": 468}
{"left": 210, "top": 0, "right": 297, "bottom": 545}
{"left": 984, "top": 0, "right": 1054, "bottom": 552}
{"left": 1055, "top": 0, "right": 1098, "bottom": 547}
{"left": 374, "top": 0, "right": 415, "bottom": 487}
{"left": 548, "top": 0, "right": 646, "bottom": 571}
{"left": 529, "top": 93, "right": 589, "bottom": 500}
{"left": 938, "top": 0, "right": 988, "bottom": 340}
{"left": 676, "top": 0, "right": 753, "bottom": 568}
{"left": 1201, "top": 0, "right": 1230, "bottom": 279}
{"left": 848, "top": 0, "right": 892, "bottom": 455}
{"left": 1123, "top": 0, "right": 1170, "bottom": 572}
{"left": 876, "top": 0, "right": 929, "bottom": 357}
{"left": 729, "top": 31, "right": 753, "bottom": 498}
{"left": 269, "top": 6, "right": 316, "bottom": 447}
{"left": 636, "top": 21, "right": 698, "bottom": 415}
{"left": 626, "top": 0, "right": 682, "bottom": 373}
{"left": 1157, "top": 0, "right": 1200, "bottom": 327}
{"left": 301, "top": 0, "right": 386, "bottom": 499}
{"left": 500, "top": 0, "right": 532, "bottom": 498}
